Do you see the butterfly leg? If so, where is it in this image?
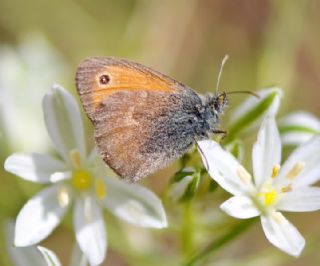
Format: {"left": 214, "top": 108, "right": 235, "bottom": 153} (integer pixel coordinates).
{"left": 212, "top": 129, "right": 228, "bottom": 140}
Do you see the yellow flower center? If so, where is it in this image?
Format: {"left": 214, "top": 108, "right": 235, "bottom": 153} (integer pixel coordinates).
{"left": 262, "top": 189, "right": 278, "bottom": 207}
{"left": 71, "top": 169, "right": 93, "bottom": 190}
{"left": 68, "top": 149, "right": 107, "bottom": 200}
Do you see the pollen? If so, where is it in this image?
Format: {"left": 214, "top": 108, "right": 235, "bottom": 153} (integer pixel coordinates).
{"left": 286, "top": 161, "right": 305, "bottom": 180}
{"left": 271, "top": 164, "right": 281, "bottom": 179}
{"left": 263, "top": 189, "right": 278, "bottom": 207}
{"left": 237, "top": 165, "right": 252, "bottom": 185}
{"left": 71, "top": 169, "right": 92, "bottom": 190}
{"left": 95, "top": 178, "right": 107, "bottom": 200}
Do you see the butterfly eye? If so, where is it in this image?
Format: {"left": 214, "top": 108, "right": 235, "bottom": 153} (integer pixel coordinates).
{"left": 99, "top": 74, "right": 110, "bottom": 85}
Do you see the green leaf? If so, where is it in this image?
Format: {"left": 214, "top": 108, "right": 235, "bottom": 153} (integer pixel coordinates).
{"left": 228, "top": 87, "right": 282, "bottom": 139}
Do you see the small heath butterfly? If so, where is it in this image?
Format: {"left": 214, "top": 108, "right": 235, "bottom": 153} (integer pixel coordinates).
{"left": 76, "top": 57, "right": 230, "bottom": 182}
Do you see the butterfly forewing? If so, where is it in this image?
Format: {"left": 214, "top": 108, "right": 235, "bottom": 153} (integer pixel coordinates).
{"left": 76, "top": 57, "right": 204, "bottom": 181}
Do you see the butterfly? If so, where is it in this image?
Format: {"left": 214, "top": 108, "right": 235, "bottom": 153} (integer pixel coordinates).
{"left": 76, "top": 57, "right": 229, "bottom": 182}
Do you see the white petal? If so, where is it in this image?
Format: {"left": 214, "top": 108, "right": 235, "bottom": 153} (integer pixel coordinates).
{"left": 229, "top": 87, "right": 282, "bottom": 135}
{"left": 252, "top": 116, "right": 281, "bottom": 188}
{"left": 276, "top": 136, "right": 320, "bottom": 187}
{"left": 277, "top": 187, "right": 320, "bottom": 212}
{"left": 4, "top": 153, "right": 66, "bottom": 183}
{"left": 261, "top": 213, "right": 305, "bottom": 257}
{"left": 42, "top": 85, "right": 86, "bottom": 162}
{"left": 103, "top": 177, "right": 167, "bottom": 228}
{"left": 220, "top": 196, "right": 260, "bottom": 219}
{"left": 74, "top": 197, "right": 106, "bottom": 266}
{"left": 69, "top": 243, "right": 88, "bottom": 266}
{"left": 5, "top": 221, "right": 45, "bottom": 266}
{"left": 15, "top": 185, "right": 70, "bottom": 247}
{"left": 198, "top": 140, "right": 250, "bottom": 195}
{"left": 37, "top": 246, "right": 62, "bottom": 266}
{"left": 279, "top": 111, "right": 320, "bottom": 146}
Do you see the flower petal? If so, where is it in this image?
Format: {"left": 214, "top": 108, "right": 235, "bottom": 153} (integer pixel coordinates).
{"left": 220, "top": 196, "right": 260, "bottom": 219}
{"left": 252, "top": 116, "right": 281, "bottom": 188}
{"left": 261, "top": 213, "right": 305, "bottom": 257}
{"left": 4, "top": 153, "right": 66, "bottom": 183}
{"left": 37, "top": 246, "right": 62, "bottom": 266}
{"left": 277, "top": 187, "right": 320, "bottom": 212}
{"left": 73, "top": 197, "right": 106, "bottom": 266}
{"left": 198, "top": 140, "right": 250, "bottom": 195}
{"left": 229, "top": 87, "right": 282, "bottom": 137}
{"left": 42, "top": 85, "right": 86, "bottom": 162}
{"left": 69, "top": 243, "right": 88, "bottom": 266}
{"left": 5, "top": 221, "right": 45, "bottom": 266}
{"left": 279, "top": 111, "right": 320, "bottom": 146}
{"left": 276, "top": 136, "right": 320, "bottom": 187}
{"left": 103, "top": 177, "right": 167, "bottom": 228}
{"left": 15, "top": 185, "right": 70, "bottom": 247}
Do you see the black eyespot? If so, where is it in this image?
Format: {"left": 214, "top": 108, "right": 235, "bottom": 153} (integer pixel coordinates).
{"left": 188, "top": 118, "right": 193, "bottom": 124}
{"left": 99, "top": 74, "right": 110, "bottom": 85}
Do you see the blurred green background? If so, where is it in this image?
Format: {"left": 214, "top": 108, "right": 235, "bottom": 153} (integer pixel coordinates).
{"left": 0, "top": 0, "right": 319, "bottom": 265}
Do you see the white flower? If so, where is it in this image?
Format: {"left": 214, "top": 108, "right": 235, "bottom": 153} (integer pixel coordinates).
{"left": 4, "top": 85, "right": 167, "bottom": 266}
{"left": 5, "top": 220, "right": 62, "bottom": 266}
{"left": 198, "top": 116, "right": 320, "bottom": 257}
{"left": 279, "top": 111, "right": 320, "bottom": 146}
{"left": 0, "top": 34, "right": 69, "bottom": 152}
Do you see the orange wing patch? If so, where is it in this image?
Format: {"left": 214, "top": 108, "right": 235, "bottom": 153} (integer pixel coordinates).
{"left": 91, "top": 65, "right": 173, "bottom": 108}
{"left": 76, "top": 57, "right": 177, "bottom": 119}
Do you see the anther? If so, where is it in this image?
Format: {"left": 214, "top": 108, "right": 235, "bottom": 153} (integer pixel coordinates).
{"left": 70, "top": 149, "right": 81, "bottom": 169}
{"left": 286, "top": 161, "right": 305, "bottom": 180}
{"left": 57, "top": 187, "right": 70, "bottom": 207}
{"left": 271, "top": 164, "right": 281, "bottom": 179}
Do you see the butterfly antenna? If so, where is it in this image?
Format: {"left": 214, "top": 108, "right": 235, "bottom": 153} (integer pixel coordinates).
{"left": 226, "top": 90, "right": 260, "bottom": 99}
{"left": 215, "top": 54, "right": 229, "bottom": 95}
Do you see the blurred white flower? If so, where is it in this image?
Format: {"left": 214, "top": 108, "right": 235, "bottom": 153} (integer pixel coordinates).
{"left": 5, "top": 85, "right": 167, "bottom": 266}
{"left": 228, "top": 87, "right": 283, "bottom": 137}
{"left": 5, "top": 221, "right": 62, "bottom": 266}
{"left": 198, "top": 116, "right": 320, "bottom": 257}
{"left": 0, "top": 34, "right": 69, "bottom": 151}
{"left": 279, "top": 111, "right": 320, "bottom": 146}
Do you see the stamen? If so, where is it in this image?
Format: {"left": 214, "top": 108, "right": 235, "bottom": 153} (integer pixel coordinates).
{"left": 57, "top": 187, "right": 70, "bottom": 207}
{"left": 286, "top": 161, "right": 305, "bottom": 180}
{"left": 271, "top": 164, "right": 281, "bottom": 179}
{"left": 281, "top": 184, "right": 293, "bottom": 193}
{"left": 69, "top": 149, "right": 81, "bottom": 168}
{"left": 237, "top": 165, "right": 252, "bottom": 185}
{"left": 84, "top": 197, "right": 93, "bottom": 223}
{"left": 95, "top": 178, "right": 107, "bottom": 200}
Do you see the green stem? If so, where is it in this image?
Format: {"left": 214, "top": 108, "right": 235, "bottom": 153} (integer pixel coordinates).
{"left": 181, "top": 201, "right": 194, "bottom": 256}
{"left": 182, "top": 218, "right": 257, "bottom": 266}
